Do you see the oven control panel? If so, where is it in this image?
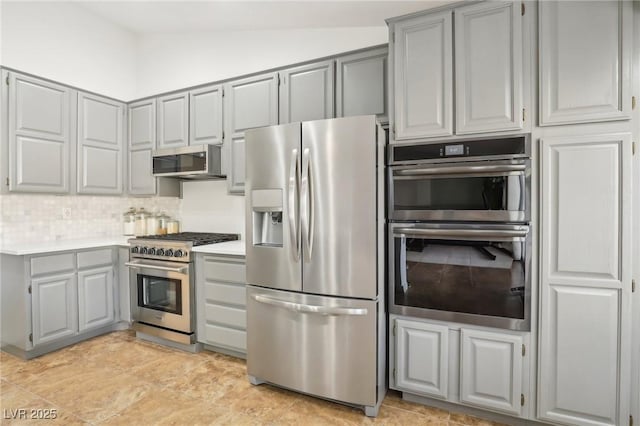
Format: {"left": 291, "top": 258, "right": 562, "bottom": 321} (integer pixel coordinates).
{"left": 130, "top": 244, "right": 191, "bottom": 262}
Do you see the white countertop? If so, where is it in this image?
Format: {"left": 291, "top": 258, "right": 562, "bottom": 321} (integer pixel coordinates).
{"left": 0, "top": 236, "right": 132, "bottom": 256}
{"left": 192, "top": 240, "right": 246, "bottom": 256}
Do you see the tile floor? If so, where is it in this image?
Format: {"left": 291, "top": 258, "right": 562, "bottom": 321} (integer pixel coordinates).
{"left": 0, "top": 331, "right": 507, "bottom": 425}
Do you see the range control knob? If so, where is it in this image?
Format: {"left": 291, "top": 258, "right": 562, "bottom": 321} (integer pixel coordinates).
{"left": 174, "top": 249, "right": 183, "bottom": 258}
{"left": 148, "top": 247, "right": 156, "bottom": 255}
{"left": 131, "top": 246, "right": 139, "bottom": 253}
{"left": 140, "top": 247, "right": 148, "bottom": 254}
{"left": 165, "top": 249, "right": 174, "bottom": 257}
{"left": 156, "top": 248, "right": 165, "bottom": 256}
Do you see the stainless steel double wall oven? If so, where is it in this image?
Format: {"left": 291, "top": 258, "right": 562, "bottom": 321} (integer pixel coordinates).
{"left": 388, "top": 135, "right": 532, "bottom": 330}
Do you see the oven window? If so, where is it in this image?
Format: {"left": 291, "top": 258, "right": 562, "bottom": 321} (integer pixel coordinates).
{"left": 394, "top": 236, "right": 525, "bottom": 319}
{"left": 393, "top": 175, "right": 523, "bottom": 211}
{"left": 153, "top": 153, "right": 206, "bottom": 174}
{"left": 137, "top": 275, "right": 182, "bottom": 314}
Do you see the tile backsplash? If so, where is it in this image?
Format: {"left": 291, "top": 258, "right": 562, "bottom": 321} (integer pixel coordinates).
{"left": 0, "top": 194, "right": 181, "bottom": 246}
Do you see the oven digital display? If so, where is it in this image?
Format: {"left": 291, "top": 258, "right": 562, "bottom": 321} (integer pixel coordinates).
{"left": 445, "top": 144, "right": 465, "bottom": 156}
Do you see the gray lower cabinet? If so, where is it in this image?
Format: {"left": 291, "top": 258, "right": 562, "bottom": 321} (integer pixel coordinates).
{"left": 157, "top": 92, "right": 189, "bottom": 149}
{"left": 454, "top": 1, "right": 523, "bottom": 134}
{"left": 77, "top": 265, "right": 115, "bottom": 331}
{"left": 336, "top": 47, "right": 388, "bottom": 123}
{"left": 31, "top": 272, "right": 78, "bottom": 346}
{"left": 4, "top": 70, "right": 72, "bottom": 193}
{"left": 190, "top": 85, "right": 223, "bottom": 145}
{"left": 224, "top": 73, "right": 278, "bottom": 194}
{"left": 279, "top": 60, "right": 334, "bottom": 124}
{"left": 77, "top": 92, "right": 125, "bottom": 194}
{"left": 391, "top": 315, "right": 528, "bottom": 418}
{"left": 539, "top": 0, "right": 633, "bottom": 126}
{"left": 1, "top": 248, "right": 119, "bottom": 358}
{"left": 196, "top": 253, "right": 247, "bottom": 355}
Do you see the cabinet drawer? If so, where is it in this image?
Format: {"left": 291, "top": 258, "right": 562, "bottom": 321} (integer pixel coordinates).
{"left": 203, "top": 257, "right": 245, "bottom": 284}
{"left": 77, "top": 248, "right": 113, "bottom": 269}
{"left": 203, "top": 323, "right": 246, "bottom": 352}
{"left": 204, "top": 282, "right": 246, "bottom": 307}
{"left": 205, "top": 303, "right": 246, "bottom": 329}
{"left": 31, "top": 253, "right": 75, "bottom": 276}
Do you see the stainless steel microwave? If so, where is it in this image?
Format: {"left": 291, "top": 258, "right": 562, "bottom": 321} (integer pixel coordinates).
{"left": 152, "top": 144, "right": 224, "bottom": 179}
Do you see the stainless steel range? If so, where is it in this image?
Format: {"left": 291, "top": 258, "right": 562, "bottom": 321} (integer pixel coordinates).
{"left": 125, "top": 232, "right": 239, "bottom": 345}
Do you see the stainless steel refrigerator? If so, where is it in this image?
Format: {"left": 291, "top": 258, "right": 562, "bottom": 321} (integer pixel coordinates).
{"left": 244, "top": 115, "right": 386, "bottom": 416}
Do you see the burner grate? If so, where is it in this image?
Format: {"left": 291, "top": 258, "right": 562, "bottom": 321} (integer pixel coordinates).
{"left": 137, "top": 232, "right": 239, "bottom": 246}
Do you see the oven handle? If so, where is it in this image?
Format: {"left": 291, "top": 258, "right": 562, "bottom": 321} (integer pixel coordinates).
{"left": 252, "top": 295, "right": 368, "bottom": 316}
{"left": 393, "top": 227, "right": 529, "bottom": 240}
{"left": 125, "top": 261, "right": 188, "bottom": 274}
{"left": 394, "top": 164, "right": 526, "bottom": 177}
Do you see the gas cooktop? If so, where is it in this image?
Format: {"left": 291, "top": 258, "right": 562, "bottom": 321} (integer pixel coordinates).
{"left": 134, "top": 232, "right": 239, "bottom": 246}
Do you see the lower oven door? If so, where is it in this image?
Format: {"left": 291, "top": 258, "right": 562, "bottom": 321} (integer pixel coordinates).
{"left": 126, "top": 259, "right": 193, "bottom": 333}
{"left": 247, "top": 286, "right": 377, "bottom": 407}
{"left": 389, "top": 223, "right": 531, "bottom": 331}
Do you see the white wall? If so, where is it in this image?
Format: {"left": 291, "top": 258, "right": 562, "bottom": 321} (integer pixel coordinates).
{"left": 133, "top": 26, "right": 387, "bottom": 99}
{"left": 0, "top": 2, "right": 137, "bottom": 100}
{"left": 180, "top": 180, "right": 245, "bottom": 239}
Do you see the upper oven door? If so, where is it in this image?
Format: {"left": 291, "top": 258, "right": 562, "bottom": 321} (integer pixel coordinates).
{"left": 126, "top": 259, "right": 193, "bottom": 333}
{"left": 389, "top": 159, "right": 530, "bottom": 222}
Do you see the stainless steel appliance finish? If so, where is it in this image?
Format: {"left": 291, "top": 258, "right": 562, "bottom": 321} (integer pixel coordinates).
{"left": 127, "top": 232, "right": 239, "bottom": 345}
{"left": 247, "top": 287, "right": 377, "bottom": 406}
{"left": 389, "top": 222, "right": 532, "bottom": 330}
{"left": 152, "top": 144, "right": 223, "bottom": 179}
{"left": 245, "top": 116, "right": 386, "bottom": 417}
{"left": 388, "top": 136, "right": 532, "bottom": 331}
{"left": 388, "top": 135, "right": 531, "bottom": 223}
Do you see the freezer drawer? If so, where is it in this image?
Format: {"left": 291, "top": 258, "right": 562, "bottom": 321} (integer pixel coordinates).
{"left": 247, "top": 286, "right": 378, "bottom": 407}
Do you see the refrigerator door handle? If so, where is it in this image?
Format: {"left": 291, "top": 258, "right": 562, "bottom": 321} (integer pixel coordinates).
{"left": 288, "top": 148, "right": 300, "bottom": 261}
{"left": 301, "top": 148, "right": 312, "bottom": 260}
{"left": 252, "top": 294, "right": 368, "bottom": 316}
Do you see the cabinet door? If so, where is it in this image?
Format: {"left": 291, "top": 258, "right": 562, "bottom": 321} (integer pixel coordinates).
{"left": 337, "top": 48, "right": 388, "bottom": 123}
{"left": 78, "top": 266, "right": 115, "bottom": 331}
{"left": 157, "top": 92, "right": 189, "bottom": 148}
{"left": 77, "top": 92, "right": 124, "bottom": 194}
{"left": 128, "top": 99, "right": 156, "bottom": 195}
{"left": 394, "top": 318, "right": 448, "bottom": 399}
{"left": 460, "top": 329, "right": 523, "bottom": 415}
{"left": 279, "top": 60, "right": 334, "bottom": 124}
{"left": 224, "top": 73, "right": 278, "bottom": 194}
{"left": 455, "top": 1, "right": 523, "bottom": 134}
{"left": 190, "top": 85, "right": 223, "bottom": 145}
{"left": 393, "top": 12, "right": 452, "bottom": 140}
{"left": 7, "top": 72, "right": 71, "bottom": 193}
{"left": 539, "top": 133, "right": 632, "bottom": 426}
{"left": 31, "top": 273, "right": 77, "bottom": 346}
{"left": 539, "top": 1, "right": 632, "bottom": 126}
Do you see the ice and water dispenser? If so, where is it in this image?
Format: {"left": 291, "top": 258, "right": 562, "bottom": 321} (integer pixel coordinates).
{"left": 251, "top": 189, "right": 284, "bottom": 248}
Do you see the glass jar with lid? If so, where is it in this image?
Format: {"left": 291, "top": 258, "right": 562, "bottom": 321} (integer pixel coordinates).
{"left": 135, "top": 208, "right": 151, "bottom": 236}
{"left": 146, "top": 211, "right": 159, "bottom": 236}
{"left": 123, "top": 208, "right": 136, "bottom": 236}
{"left": 167, "top": 219, "right": 180, "bottom": 234}
{"left": 157, "top": 212, "right": 170, "bottom": 235}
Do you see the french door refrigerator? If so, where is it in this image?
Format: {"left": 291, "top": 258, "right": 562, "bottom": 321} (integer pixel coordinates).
{"left": 245, "top": 115, "right": 386, "bottom": 417}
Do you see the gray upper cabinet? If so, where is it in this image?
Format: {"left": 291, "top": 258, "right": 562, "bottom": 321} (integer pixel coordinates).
{"left": 157, "top": 92, "right": 189, "bottom": 148}
{"left": 190, "top": 85, "right": 223, "bottom": 145}
{"left": 7, "top": 72, "right": 72, "bottom": 193}
{"left": 393, "top": 12, "right": 452, "bottom": 140}
{"left": 224, "top": 72, "right": 278, "bottom": 194}
{"left": 337, "top": 47, "right": 388, "bottom": 123}
{"left": 128, "top": 99, "right": 156, "bottom": 195}
{"left": 454, "top": 1, "right": 523, "bottom": 134}
{"left": 539, "top": 1, "right": 632, "bottom": 126}
{"left": 77, "top": 92, "right": 124, "bottom": 195}
{"left": 279, "top": 60, "right": 334, "bottom": 124}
